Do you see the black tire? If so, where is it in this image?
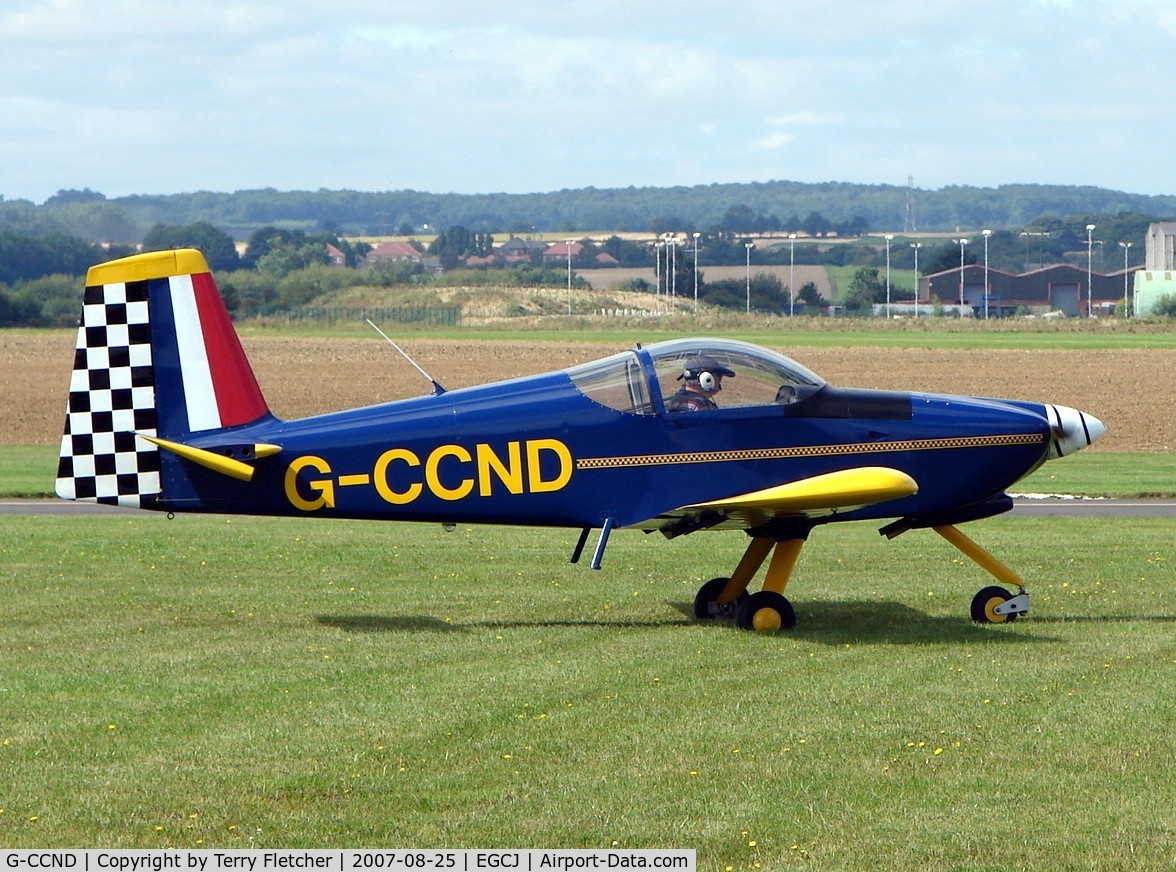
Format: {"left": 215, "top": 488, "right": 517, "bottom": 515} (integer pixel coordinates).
{"left": 970, "top": 585, "right": 1017, "bottom": 623}
{"left": 693, "top": 577, "right": 746, "bottom": 620}
{"left": 735, "top": 590, "right": 797, "bottom": 632}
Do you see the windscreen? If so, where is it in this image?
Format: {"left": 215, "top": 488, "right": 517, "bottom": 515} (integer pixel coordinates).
{"left": 566, "top": 350, "right": 653, "bottom": 414}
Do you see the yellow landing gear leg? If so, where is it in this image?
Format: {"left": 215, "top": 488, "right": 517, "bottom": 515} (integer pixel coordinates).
{"left": 719, "top": 537, "right": 774, "bottom": 605}
{"left": 693, "top": 534, "right": 808, "bottom": 631}
{"left": 735, "top": 538, "right": 805, "bottom": 633}
{"left": 762, "top": 539, "right": 805, "bottom": 595}
{"left": 693, "top": 537, "right": 772, "bottom": 621}
{"left": 933, "top": 524, "right": 1031, "bottom": 623}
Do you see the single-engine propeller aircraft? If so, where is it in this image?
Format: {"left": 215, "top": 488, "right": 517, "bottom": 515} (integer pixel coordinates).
{"left": 56, "top": 249, "right": 1107, "bottom": 632}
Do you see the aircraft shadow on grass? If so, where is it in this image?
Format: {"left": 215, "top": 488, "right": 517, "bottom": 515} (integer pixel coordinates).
{"left": 318, "top": 600, "right": 1061, "bottom": 645}
{"left": 316, "top": 614, "right": 682, "bottom": 634}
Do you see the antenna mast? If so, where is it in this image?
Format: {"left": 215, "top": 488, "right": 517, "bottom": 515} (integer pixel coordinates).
{"left": 366, "top": 319, "right": 446, "bottom": 396}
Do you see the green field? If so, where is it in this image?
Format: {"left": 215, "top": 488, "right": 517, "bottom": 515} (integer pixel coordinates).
{"left": 2, "top": 445, "right": 62, "bottom": 497}
{"left": 1, "top": 514, "right": 1172, "bottom": 867}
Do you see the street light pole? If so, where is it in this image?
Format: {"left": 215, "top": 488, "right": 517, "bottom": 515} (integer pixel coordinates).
{"left": 884, "top": 234, "right": 894, "bottom": 318}
{"left": 910, "top": 243, "right": 922, "bottom": 319}
{"left": 957, "top": 237, "right": 968, "bottom": 316}
{"left": 1120, "top": 240, "right": 1133, "bottom": 317}
{"left": 789, "top": 233, "right": 797, "bottom": 317}
{"left": 744, "top": 242, "right": 754, "bottom": 314}
{"left": 653, "top": 240, "right": 661, "bottom": 314}
{"left": 1086, "top": 223, "right": 1096, "bottom": 318}
{"left": 982, "top": 229, "right": 992, "bottom": 320}
{"left": 668, "top": 234, "right": 677, "bottom": 306}
{"left": 692, "top": 232, "right": 701, "bottom": 315}
{"left": 566, "top": 239, "right": 573, "bottom": 315}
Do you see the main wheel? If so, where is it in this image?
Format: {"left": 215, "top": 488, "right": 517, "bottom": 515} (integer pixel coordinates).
{"left": 693, "top": 577, "right": 746, "bottom": 620}
{"left": 735, "top": 590, "right": 797, "bottom": 633}
{"left": 971, "top": 585, "right": 1017, "bottom": 623}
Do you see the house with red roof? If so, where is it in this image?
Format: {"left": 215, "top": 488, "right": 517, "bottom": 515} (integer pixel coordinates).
{"left": 542, "top": 241, "right": 584, "bottom": 262}
{"left": 363, "top": 241, "right": 424, "bottom": 269}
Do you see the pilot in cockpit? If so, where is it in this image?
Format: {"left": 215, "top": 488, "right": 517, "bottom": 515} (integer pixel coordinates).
{"left": 666, "top": 356, "right": 735, "bottom": 412}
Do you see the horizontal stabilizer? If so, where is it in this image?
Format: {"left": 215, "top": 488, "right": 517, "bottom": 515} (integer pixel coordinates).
{"left": 138, "top": 434, "right": 281, "bottom": 482}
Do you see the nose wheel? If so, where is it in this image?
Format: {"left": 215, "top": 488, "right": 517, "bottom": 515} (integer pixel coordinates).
{"left": 934, "top": 525, "right": 1032, "bottom": 624}
{"left": 970, "top": 585, "right": 1030, "bottom": 623}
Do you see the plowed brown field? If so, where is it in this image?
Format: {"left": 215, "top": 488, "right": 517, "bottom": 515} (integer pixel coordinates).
{"left": 3, "top": 333, "right": 1170, "bottom": 452}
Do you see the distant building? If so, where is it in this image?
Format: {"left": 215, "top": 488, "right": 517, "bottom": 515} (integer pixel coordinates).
{"left": 1144, "top": 222, "right": 1176, "bottom": 270}
{"left": 922, "top": 263, "right": 1136, "bottom": 317}
{"left": 1134, "top": 223, "right": 1176, "bottom": 315}
{"left": 326, "top": 244, "right": 346, "bottom": 266}
{"left": 542, "top": 241, "right": 584, "bottom": 262}
{"left": 363, "top": 241, "right": 423, "bottom": 269}
{"left": 498, "top": 237, "right": 547, "bottom": 259}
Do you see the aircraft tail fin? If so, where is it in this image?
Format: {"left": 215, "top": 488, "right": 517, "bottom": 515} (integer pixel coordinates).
{"left": 55, "top": 249, "right": 270, "bottom": 507}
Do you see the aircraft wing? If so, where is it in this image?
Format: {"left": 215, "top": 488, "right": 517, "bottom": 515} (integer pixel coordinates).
{"left": 646, "top": 466, "right": 919, "bottom": 534}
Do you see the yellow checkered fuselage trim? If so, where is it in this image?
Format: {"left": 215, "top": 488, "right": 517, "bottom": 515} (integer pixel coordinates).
{"left": 575, "top": 433, "right": 1044, "bottom": 471}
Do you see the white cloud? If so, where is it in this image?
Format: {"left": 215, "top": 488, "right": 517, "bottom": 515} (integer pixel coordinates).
{"left": 4, "top": 0, "right": 1176, "bottom": 200}
{"left": 748, "top": 132, "right": 794, "bottom": 152}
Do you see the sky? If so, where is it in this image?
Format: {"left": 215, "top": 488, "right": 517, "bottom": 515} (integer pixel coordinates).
{"left": 3, "top": 0, "right": 1176, "bottom": 204}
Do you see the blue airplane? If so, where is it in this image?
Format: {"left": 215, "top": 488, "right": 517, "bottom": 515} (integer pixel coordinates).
{"left": 55, "top": 249, "right": 1106, "bottom": 632}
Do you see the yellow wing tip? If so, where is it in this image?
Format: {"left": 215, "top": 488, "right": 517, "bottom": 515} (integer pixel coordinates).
{"left": 86, "top": 249, "right": 210, "bottom": 287}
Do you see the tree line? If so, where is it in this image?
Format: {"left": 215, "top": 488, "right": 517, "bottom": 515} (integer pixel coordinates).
{"left": 2, "top": 179, "right": 1174, "bottom": 325}
{"left": 7, "top": 180, "right": 1176, "bottom": 242}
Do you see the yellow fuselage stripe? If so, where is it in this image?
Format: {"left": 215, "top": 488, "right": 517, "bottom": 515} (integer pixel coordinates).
{"left": 576, "top": 433, "right": 1043, "bottom": 471}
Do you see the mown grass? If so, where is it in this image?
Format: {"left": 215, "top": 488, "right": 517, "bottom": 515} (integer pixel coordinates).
{"left": 1014, "top": 452, "right": 1176, "bottom": 497}
{"left": 1, "top": 445, "right": 61, "bottom": 497}
{"left": 0, "top": 515, "right": 1172, "bottom": 868}
{"left": 4, "top": 447, "right": 1173, "bottom": 499}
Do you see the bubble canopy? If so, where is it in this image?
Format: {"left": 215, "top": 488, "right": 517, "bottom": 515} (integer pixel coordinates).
{"left": 566, "top": 338, "right": 826, "bottom": 415}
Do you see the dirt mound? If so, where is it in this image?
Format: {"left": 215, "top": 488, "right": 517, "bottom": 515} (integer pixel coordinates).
{"left": 4, "top": 333, "right": 1169, "bottom": 451}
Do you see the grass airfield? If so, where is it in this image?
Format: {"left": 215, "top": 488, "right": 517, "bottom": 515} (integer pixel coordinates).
{"left": 3, "top": 316, "right": 1173, "bottom": 866}
{"left": 2, "top": 512, "right": 1172, "bottom": 868}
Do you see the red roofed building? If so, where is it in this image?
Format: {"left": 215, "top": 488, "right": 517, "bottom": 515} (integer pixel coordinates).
{"left": 542, "top": 241, "right": 584, "bottom": 262}
{"left": 363, "top": 241, "right": 424, "bottom": 269}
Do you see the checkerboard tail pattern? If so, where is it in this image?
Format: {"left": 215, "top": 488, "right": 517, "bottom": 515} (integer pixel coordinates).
{"left": 55, "top": 279, "right": 161, "bottom": 508}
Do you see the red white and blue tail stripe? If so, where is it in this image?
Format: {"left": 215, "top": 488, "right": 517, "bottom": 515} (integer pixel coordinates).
{"left": 56, "top": 249, "right": 269, "bottom": 507}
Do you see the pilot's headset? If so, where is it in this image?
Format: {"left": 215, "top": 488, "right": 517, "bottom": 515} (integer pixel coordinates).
{"left": 679, "top": 356, "right": 734, "bottom": 393}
